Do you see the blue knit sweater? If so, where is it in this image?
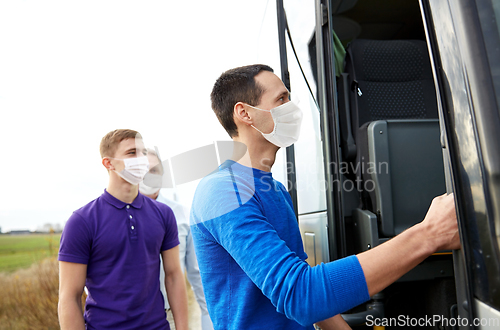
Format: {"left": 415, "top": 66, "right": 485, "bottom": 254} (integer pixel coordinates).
{"left": 190, "top": 161, "right": 369, "bottom": 329}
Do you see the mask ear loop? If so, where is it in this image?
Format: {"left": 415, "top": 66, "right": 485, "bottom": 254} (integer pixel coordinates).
{"left": 245, "top": 104, "right": 277, "bottom": 136}
{"left": 245, "top": 104, "right": 270, "bottom": 112}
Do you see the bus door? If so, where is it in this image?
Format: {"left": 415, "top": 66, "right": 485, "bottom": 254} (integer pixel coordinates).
{"left": 278, "top": 0, "right": 500, "bottom": 329}
{"left": 422, "top": 0, "right": 500, "bottom": 328}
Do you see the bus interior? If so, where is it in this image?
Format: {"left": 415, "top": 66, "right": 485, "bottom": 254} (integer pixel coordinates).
{"left": 279, "top": 0, "right": 500, "bottom": 328}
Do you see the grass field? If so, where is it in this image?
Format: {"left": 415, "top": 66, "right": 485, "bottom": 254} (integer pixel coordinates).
{"left": 0, "top": 233, "right": 61, "bottom": 273}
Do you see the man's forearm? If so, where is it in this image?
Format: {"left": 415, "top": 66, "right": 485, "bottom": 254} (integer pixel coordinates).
{"left": 58, "top": 297, "right": 85, "bottom": 330}
{"left": 165, "top": 272, "right": 189, "bottom": 330}
{"left": 357, "top": 194, "right": 459, "bottom": 297}
{"left": 357, "top": 223, "right": 433, "bottom": 297}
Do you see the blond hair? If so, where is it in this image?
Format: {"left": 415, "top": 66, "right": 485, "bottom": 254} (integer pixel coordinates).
{"left": 99, "top": 129, "right": 142, "bottom": 158}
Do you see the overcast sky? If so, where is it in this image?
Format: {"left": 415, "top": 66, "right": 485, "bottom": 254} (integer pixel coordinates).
{"left": 0, "top": 0, "right": 284, "bottom": 232}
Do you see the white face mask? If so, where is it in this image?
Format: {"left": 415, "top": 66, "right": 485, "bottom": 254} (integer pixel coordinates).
{"left": 139, "top": 171, "right": 163, "bottom": 195}
{"left": 111, "top": 156, "right": 150, "bottom": 185}
{"left": 139, "top": 181, "right": 161, "bottom": 196}
{"left": 248, "top": 100, "right": 303, "bottom": 148}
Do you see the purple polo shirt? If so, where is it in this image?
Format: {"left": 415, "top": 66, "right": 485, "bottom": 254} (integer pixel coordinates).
{"left": 59, "top": 189, "right": 179, "bottom": 330}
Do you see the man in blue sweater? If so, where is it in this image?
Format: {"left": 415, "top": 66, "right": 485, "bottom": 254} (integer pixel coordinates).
{"left": 190, "top": 64, "right": 460, "bottom": 329}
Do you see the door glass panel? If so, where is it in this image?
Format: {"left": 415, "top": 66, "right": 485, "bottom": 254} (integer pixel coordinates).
{"left": 283, "top": 0, "right": 327, "bottom": 214}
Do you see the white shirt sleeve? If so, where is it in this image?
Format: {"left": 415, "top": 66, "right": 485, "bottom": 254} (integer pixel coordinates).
{"left": 157, "top": 194, "right": 214, "bottom": 329}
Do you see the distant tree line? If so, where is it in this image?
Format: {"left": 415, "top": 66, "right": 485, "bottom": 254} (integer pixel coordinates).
{"left": 1, "top": 223, "right": 63, "bottom": 235}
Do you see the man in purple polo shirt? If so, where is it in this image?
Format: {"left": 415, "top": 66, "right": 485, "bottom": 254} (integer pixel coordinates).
{"left": 58, "top": 129, "right": 188, "bottom": 330}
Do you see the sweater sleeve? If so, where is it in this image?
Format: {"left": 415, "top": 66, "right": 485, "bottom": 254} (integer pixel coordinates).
{"left": 192, "top": 174, "right": 370, "bottom": 326}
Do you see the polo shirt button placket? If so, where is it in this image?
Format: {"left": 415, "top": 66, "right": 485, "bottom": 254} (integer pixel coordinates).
{"left": 127, "top": 208, "right": 137, "bottom": 241}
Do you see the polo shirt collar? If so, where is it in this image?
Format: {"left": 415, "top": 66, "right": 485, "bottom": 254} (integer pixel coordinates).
{"left": 101, "top": 189, "right": 144, "bottom": 209}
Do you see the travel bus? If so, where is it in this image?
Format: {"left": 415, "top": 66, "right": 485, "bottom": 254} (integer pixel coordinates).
{"left": 275, "top": 0, "right": 500, "bottom": 329}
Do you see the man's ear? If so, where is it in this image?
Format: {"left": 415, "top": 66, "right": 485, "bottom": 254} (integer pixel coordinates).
{"left": 233, "top": 102, "right": 253, "bottom": 126}
{"left": 102, "top": 157, "right": 114, "bottom": 171}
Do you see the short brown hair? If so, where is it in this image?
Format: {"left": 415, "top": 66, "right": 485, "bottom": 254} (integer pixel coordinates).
{"left": 99, "top": 129, "right": 142, "bottom": 158}
{"left": 211, "top": 64, "right": 273, "bottom": 137}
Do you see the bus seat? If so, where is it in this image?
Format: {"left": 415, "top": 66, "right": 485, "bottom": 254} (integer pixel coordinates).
{"left": 338, "top": 39, "right": 445, "bottom": 240}
{"left": 357, "top": 119, "right": 446, "bottom": 237}
{"left": 338, "top": 39, "right": 438, "bottom": 160}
